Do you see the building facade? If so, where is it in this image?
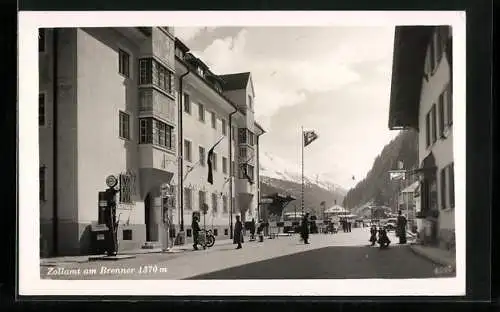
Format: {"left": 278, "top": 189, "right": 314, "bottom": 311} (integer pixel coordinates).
{"left": 39, "top": 27, "right": 264, "bottom": 257}
{"left": 388, "top": 26, "right": 454, "bottom": 250}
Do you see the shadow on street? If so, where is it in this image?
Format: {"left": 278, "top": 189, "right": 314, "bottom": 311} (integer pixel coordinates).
{"left": 187, "top": 245, "right": 456, "bottom": 280}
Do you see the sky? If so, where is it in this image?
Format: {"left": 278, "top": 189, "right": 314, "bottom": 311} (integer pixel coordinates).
{"left": 175, "top": 26, "right": 398, "bottom": 190}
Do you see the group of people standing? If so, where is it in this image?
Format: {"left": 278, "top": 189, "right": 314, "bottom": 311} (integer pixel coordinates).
{"left": 340, "top": 218, "right": 352, "bottom": 232}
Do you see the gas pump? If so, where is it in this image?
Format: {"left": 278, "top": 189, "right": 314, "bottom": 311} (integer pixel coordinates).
{"left": 96, "top": 175, "right": 120, "bottom": 256}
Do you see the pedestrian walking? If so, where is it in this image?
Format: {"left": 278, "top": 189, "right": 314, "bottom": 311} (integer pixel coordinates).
{"left": 192, "top": 215, "right": 201, "bottom": 250}
{"left": 250, "top": 218, "right": 256, "bottom": 241}
{"left": 234, "top": 215, "right": 243, "bottom": 249}
{"left": 369, "top": 224, "right": 378, "bottom": 246}
{"left": 300, "top": 213, "right": 310, "bottom": 244}
{"left": 396, "top": 210, "right": 407, "bottom": 244}
{"left": 348, "top": 221, "right": 352, "bottom": 232}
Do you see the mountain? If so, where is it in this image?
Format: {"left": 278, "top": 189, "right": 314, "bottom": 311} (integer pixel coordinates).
{"left": 259, "top": 152, "right": 347, "bottom": 216}
{"left": 342, "top": 129, "right": 419, "bottom": 211}
{"left": 259, "top": 151, "right": 347, "bottom": 195}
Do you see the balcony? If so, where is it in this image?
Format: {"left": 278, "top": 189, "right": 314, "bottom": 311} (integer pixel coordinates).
{"left": 138, "top": 145, "right": 177, "bottom": 198}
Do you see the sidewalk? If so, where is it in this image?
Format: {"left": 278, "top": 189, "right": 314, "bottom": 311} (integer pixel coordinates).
{"left": 409, "top": 243, "right": 456, "bottom": 269}
{"left": 40, "top": 238, "right": 235, "bottom": 266}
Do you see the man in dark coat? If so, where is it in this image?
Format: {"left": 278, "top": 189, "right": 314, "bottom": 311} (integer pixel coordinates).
{"left": 250, "top": 218, "right": 256, "bottom": 240}
{"left": 300, "top": 213, "right": 310, "bottom": 244}
{"left": 396, "top": 210, "right": 408, "bottom": 244}
{"left": 192, "top": 215, "right": 201, "bottom": 250}
{"left": 234, "top": 215, "right": 243, "bottom": 249}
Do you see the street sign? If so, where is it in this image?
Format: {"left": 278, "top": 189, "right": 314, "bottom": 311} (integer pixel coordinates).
{"left": 389, "top": 170, "right": 406, "bottom": 180}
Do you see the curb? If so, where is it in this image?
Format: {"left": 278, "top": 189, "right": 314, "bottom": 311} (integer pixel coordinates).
{"left": 409, "top": 244, "right": 456, "bottom": 269}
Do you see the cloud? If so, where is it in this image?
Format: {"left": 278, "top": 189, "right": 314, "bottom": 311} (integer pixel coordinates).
{"left": 175, "top": 27, "right": 216, "bottom": 42}
{"left": 187, "top": 26, "right": 396, "bottom": 189}
{"left": 191, "top": 28, "right": 374, "bottom": 122}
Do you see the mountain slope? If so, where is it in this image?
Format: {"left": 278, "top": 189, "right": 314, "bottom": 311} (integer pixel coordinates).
{"left": 342, "top": 129, "right": 419, "bottom": 210}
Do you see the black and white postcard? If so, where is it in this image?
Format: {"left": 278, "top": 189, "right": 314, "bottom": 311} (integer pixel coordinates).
{"left": 18, "top": 10, "right": 466, "bottom": 296}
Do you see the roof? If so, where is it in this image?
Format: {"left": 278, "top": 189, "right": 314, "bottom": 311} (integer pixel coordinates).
{"left": 324, "top": 205, "right": 349, "bottom": 213}
{"left": 254, "top": 122, "right": 266, "bottom": 134}
{"left": 388, "top": 26, "right": 434, "bottom": 130}
{"left": 175, "top": 37, "right": 190, "bottom": 53}
{"left": 218, "top": 72, "right": 251, "bottom": 91}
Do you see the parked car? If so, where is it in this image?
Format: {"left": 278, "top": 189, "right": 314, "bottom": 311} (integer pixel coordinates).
{"left": 384, "top": 221, "right": 397, "bottom": 232}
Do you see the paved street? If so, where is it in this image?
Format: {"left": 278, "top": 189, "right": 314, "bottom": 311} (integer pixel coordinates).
{"left": 40, "top": 228, "right": 454, "bottom": 280}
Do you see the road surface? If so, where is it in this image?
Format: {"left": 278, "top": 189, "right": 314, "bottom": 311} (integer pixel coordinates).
{"left": 40, "top": 228, "right": 454, "bottom": 280}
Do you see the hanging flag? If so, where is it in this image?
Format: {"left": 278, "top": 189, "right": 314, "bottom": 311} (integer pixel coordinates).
{"left": 303, "top": 130, "right": 319, "bottom": 147}
{"left": 240, "top": 163, "right": 254, "bottom": 185}
{"left": 207, "top": 136, "right": 225, "bottom": 185}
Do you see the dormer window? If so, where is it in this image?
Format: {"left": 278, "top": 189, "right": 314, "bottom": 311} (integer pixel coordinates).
{"left": 214, "top": 82, "right": 222, "bottom": 93}
{"left": 197, "top": 67, "right": 205, "bottom": 77}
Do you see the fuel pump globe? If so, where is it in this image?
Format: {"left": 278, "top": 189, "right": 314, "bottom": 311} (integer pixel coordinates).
{"left": 106, "top": 175, "right": 118, "bottom": 188}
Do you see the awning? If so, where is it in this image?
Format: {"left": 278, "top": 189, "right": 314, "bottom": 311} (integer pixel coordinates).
{"left": 139, "top": 168, "right": 174, "bottom": 199}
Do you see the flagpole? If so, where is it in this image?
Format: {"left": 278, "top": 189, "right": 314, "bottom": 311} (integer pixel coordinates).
{"left": 301, "top": 126, "right": 304, "bottom": 214}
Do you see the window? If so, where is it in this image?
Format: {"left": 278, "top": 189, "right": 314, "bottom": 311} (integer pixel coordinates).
{"left": 39, "top": 93, "right": 46, "bottom": 126}
{"left": 438, "top": 93, "right": 445, "bottom": 137}
{"left": 222, "top": 157, "right": 228, "bottom": 174}
{"left": 238, "top": 128, "right": 247, "bottom": 144}
{"left": 247, "top": 165, "right": 255, "bottom": 181}
{"left": 431, "top": 104, "right": 437, "bottom": 144}
{"left": 248, "top": 95, "right": 252, "bottom": 109}
{"left": 199, "top": 190, "right": 206, "bottom": 211}
{"left": 425, "top": 113, "right": 431, "bottom": 147}
{"left": 119, "top": 111, "right": 130, "bottom": 140}
{"left": 239, "top": 147, "right": 247, "bottom": 160}
{"left": 449, "top": 163, "right": 455, "bottom": 208}
{"left": 39, "top": 29, "right": 45, "bottom": 52}
{"left": 119, "top": 172, "right": 133, "bottom": 204}
{"left": 139, "top": 118, "right": 153, "bottom": 144}
{"left": 184, "top": 187, "right": 192, "bottom": 210}
{"left": 139, "top": 58, "right": 174, "bottom": 94}
{"left": 198, "top": 103, "right": 205, "bottom": 122}
{"left": 221, "top": 119, "right": 227, "bottom": 135}
{"left": 139, "top": 118, "right": 173, "bottom": 149}
{"left": 197, "top": 67, "right": 205, "bottom": 77}
{"left": 118, "top": 49, "right": 130, "bottom": 78}
{"left": 183, "top": 93, "right": 191, "bottom": 114}
{"left": 211, "top": 112, "right": 216, "bottom": 129}
{"left": 440, "top": 167, "right": 447, "bottom": 209}
{"left": 223, "top": 195, "right": 228, "bottom": 213}
{"left": 184, "top": 140, "right": 192, "bottom": 162}
{"left": 213, "top": 153, "right": 218, "bottom": 171}
{"left": 123, "top": 229, "right": 133, "bottom": 240}
{"left": 39, "top": 166, "right": 46, "bottom": 201}
{"left": 249, "top": 132, "right": 255, "bottom": 145}
{"left": 199, "top": 146, "right": 206, "bottom": 166}
{"left": 212, "top": 193, "right": 218, "bottom": 213}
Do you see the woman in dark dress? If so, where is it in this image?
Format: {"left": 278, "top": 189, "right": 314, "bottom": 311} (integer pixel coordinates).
{"left": 300, "top": 213, "right": 310, "bottom": 244}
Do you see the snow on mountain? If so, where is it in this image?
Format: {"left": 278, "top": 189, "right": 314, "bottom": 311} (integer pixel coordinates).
{"left": 259, "top": 151, "right": 347, "bottom": 194}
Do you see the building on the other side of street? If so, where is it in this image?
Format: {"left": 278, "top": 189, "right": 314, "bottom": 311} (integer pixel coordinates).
{"left": 398, "top": 181, "right": 419, "bottom": 230}
{"left": 388, "top": 26, "right": 454, "bottom": 250}
{"left": 39, "top": 27, "right": 265, "bottom": 257}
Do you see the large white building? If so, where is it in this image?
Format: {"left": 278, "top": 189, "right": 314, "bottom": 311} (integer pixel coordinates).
{"left": 38, "top": 27, "right": 265, "bottom": 257}
{"left": 388, "top": 26, "right": 454, "bottom": 250}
